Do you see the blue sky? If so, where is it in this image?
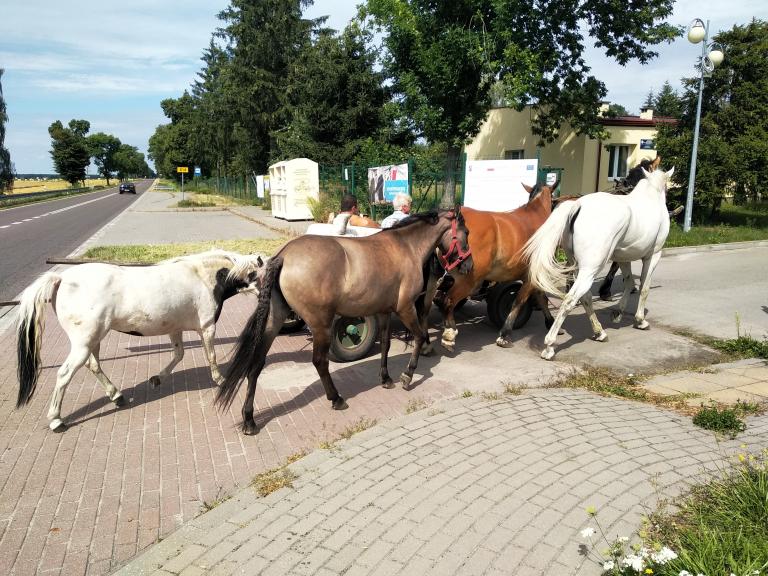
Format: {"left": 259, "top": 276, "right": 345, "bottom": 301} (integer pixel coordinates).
{"left": 1, "top": 0, "right": 763, "bottom": 174}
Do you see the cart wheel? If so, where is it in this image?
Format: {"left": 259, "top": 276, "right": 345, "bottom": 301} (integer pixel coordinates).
{"left": 485, "top": 283, "right": 506, "bottom": 327}
{"left": 280, "top": 310, "right": 306, "bottom": 334}
{"left": 487, "top": 282, "right": 532, "bottom": 329}
{"left": 329, "top": 315, "right": 379, "bottom": 362}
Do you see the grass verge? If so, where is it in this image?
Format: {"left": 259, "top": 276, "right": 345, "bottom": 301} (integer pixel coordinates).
{"left": 82, "top": 238, "right": 287, "bottom": 263}
{"left": 642, "top": 450, "right": 768, "bottom": 575}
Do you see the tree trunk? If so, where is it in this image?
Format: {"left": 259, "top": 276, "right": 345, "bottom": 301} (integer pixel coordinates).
{"left": 440, "top": 145, "right": 462, "bottom": 208}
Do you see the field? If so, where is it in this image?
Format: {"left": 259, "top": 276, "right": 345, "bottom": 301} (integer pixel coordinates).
{"left": 7, "top": 178, "right": 114, "bottom": 194}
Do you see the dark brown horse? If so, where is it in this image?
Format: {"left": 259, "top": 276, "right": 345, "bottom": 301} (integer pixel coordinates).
{"left": 217, "top": 210, "right": 472, "bottom": 435}
{"left": 433, "top": 182, "right": 558, "bottom": 351}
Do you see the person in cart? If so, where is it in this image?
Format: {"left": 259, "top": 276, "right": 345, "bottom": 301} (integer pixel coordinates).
{"left": 381, "top": 193, "right": 413, "bottom": 228}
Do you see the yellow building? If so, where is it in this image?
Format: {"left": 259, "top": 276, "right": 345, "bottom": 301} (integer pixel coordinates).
{"left": 464, "top": 105, "right": 677, "bottom": 195}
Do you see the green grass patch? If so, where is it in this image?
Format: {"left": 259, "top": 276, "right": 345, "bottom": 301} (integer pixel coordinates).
{"left": 665, "top": 222, "right": 768, "bottom": 247}
{"left": 0, "top": 186, "right": 107, "bottom": 210}
{"left": 710, "top": 336, "right": 768, "bottom": 360}
{"left": 176, "top": 199, "right": 218, "bottom": 208}
{"left": 82, "top": 238, "right": 287, "bottom": 263}
{"left": 691, "top": 401, "right": 759, "bottom": 437}
{"left": 643, "top": 450, "right": 768, "bottom": 575}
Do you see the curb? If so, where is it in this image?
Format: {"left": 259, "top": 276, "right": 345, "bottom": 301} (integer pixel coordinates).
{"left": 662, "top": 239, "right": 768, "bottom": 256}
{"left": 225, "top": 207, "right": 305, "bottom": 237}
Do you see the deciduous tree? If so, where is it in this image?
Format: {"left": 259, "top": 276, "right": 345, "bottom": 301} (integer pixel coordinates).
{"left": 0, "top": 69, "right": 13, "bottom": 193}
{"left": 48, "top": 119, "right": 91, "bottom": 186}
{"left": 363, "top": 0, "right": 680, "bottom": 204}
{"left": 88, "top": 132, "right": 121, "bottom": 185}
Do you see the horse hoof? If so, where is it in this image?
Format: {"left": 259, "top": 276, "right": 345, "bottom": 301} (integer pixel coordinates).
{"left": 440, "top": 339, "right": 455, "bottom": 353}
{"left": 381, "top": 378, "right": 395, "bottom": 389}
{"left": 49, "top": 419, "right": 68, "bottom": 433}
{"left": 149, "top": 376, "right": 161, "bottom": 388}
{"left": 242, "top": 422, "right": 259, "bottom": 436}
{"left": 113, "top": 395, "right": 126, "bottom": 407}
{"left": 495, "top": 337, "right": 513, "bottom": 348}
{"left": 611, "top": 311, "right": 622, "bottom": 324}
{"left": 420, "top": 343, "right": 434, "bottom": 356}
{"left": 594, "top": 331, "right": 608, "bottom": 342}
{"left": 540, "top": 348, "right": 555, "bottom": 360}
{"left": 400, "top": 374, "right": 413, "bottom": 390}
{"left": 332, "top": 397, "right": 349, "bottom": 410}
{"left": 634, "top": 320, "right": 650, "bottom": 330}
{"left": 599, "top": 292, "right": 612, "bottom": 302}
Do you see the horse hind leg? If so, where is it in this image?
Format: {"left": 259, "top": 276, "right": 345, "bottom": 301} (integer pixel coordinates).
{"left": 395, "top": 305, "right": 427, "bottom": 390}
{"left": 540, "top": 273, "right": 595, "bottom": 360}
{"left": 309, "top": 321, "right": 348, "bottom": 411}
{"left": 580, "top": 292, "right": 607, "bottom": 343}
{"left": 48, "top": 343, "right": 92, "bottom": 432}
{"left": 598, "top": 261, "right": 620, "bottom": 301}
{"left": 377, "top": 314, "right": 394, "bottom": 388}
{"left": 86, "top": 343, "right": 124, "bottom": 407}
{"left": 151, "top": 332, "right": 184, "bottom": 388}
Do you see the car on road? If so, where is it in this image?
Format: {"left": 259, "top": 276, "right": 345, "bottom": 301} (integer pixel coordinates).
{"left": 119, "top": 182, "right": 136, "bottom": 194}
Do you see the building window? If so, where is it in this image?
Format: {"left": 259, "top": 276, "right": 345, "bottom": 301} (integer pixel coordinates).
{"left": 607, "top": 145, "right": 629, "bottom": 179}
{"left": 503, "top": 149, "right": 525, "bottom": 160}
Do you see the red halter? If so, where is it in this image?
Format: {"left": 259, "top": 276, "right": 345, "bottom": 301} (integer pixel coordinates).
{"left": 438, "top": 216, "right": 472, "bottom": 272}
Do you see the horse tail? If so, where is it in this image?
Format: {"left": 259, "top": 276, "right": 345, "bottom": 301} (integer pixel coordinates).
{"left": 16, "top": 272, "right": 61, "bottom": 408}
{"left": 216, "top": 255, "right": 284, "bottom": 410}
{"left": 522, "top": 200, "right": 580, "bottom": 299}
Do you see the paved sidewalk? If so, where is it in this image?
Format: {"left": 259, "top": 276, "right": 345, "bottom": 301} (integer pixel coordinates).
{"left": 0, "top": 185, "right": 766, "bottom": 576}
{"left": 114, "top": 390, "right": 768, "bottom": 576}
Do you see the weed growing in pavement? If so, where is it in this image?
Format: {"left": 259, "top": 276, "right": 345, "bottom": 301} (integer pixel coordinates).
{"left": 502, "top": 381, "right": 524, "bottom": 395}
{"left": 200, "top": 487, "right": 229, "bottom": 513}
{"left": 480, "top": 391, "right": 502, "bottom": 401}
{"left": 339, "top": 417, "right": 377, "bottom": 440}
{"left": 405, "top": 398, "right": 428, "bottom": 414}
{"left": 692, "top": 400, "right": 762, "bottom": 437}
{"left": 672, "top": 327, "right": 768, "bottom": 362}
{"left": 461, "top": 389, "right": 473, "bottom": 398}
{"left": 252, "top": 467, "right": 297, "bottom": 498}
{"left": 427, "top": 408, "right": 444, "bottom": 416}
{"left": 549, "top": 366, "right": 694, "bottom": 412}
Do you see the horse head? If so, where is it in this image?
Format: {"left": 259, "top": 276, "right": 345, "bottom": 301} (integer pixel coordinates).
{"left": 436, "top": 207, "right": 473, "bottom": 275}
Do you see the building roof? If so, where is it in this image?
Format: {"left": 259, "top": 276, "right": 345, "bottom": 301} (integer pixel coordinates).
{"left": 598, "top": 115, "right": 678, "bottom": 127}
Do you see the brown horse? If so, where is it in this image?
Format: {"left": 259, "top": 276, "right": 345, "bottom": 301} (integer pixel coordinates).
{"left": 217, "top": 210, "right": 472, "bottom": 435}
{"left": 434, "top": 182, "right": 558, "bottom": 351}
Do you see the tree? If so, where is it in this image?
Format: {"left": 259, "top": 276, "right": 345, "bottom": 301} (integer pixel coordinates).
{"left": 215, "top": 0, "right": 317, "bottom": 174}
{"left": 363, "top": 0, "right": 680, "bottom": 204}
{"left": 642, "top": 89, "right": 655, "bottom": 109}
{"left": 0, "top": 69, "right": 14, "bottom": 193}
{"left": 49, "top": 119, "right": 91, "bottom": 186}
{"left": 604, "top": 103, "right": 630, "bottom": 118}
{"left": 88, "top": 132, "right": 121, "bottom": 185}
{"left": 114, "top": 144, "right": 150, "bottom": 179}
{"left": 653, "top": 81, "right": 682, "bottom": 117}
{"left": 656, "top": 19, "right": 768, "bottom": 221}
{"left": 273, "top": 23, "right": 389, "bottom": 164}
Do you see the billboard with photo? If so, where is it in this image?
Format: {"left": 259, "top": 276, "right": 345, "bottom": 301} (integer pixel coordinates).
{"left": 463, "top": 159, "right": 538, "bottom": 212}
{"left": 368, "top": 163, "right": 409, "bottom": 203}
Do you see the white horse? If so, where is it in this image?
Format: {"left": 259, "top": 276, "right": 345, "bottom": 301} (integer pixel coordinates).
{"left": 523, "top": 167, "right": 674, "bottom": 360}
{"left": 16, "top": 249, "right": 265, "bottom": 432}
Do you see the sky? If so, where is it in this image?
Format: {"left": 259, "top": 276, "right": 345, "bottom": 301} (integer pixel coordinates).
{"left": 1, "top": 0, "right": 765, "bottom": 174}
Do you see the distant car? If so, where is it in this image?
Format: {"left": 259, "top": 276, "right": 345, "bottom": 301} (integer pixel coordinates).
{"left": 119, "top": 182, "right": 136, "bottom": 194}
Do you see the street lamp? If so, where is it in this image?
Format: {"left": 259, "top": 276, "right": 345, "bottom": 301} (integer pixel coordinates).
{"left": 683, "top": 18, "right": 725, "bottom": 232}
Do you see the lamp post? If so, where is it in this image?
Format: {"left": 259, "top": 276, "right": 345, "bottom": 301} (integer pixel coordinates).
{"left": 683, "top": 18, "right": 725, "bottom": 232}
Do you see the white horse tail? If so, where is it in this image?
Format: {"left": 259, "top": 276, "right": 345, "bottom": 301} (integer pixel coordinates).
{"left": 522, "top": 200, "right": 580, "bottom": 299}
{"left": 16, "top": 271, "right": 61, "bottom": 407}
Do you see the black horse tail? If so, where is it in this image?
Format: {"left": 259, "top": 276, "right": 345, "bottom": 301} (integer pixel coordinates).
{"left": 216, "top": 255, "right": 284, "bottom": 410}
{"left": 16, "top": 272, "right": 60, "bottom": 408}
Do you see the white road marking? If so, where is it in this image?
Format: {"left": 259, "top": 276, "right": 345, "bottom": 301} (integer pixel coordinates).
{"left": 0, "top": 192, "right": 118, "bottom": 232}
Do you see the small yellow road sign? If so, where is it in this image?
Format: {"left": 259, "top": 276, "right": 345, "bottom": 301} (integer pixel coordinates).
{"left": 177, "top": 166, "right": 189, "bottom": 173}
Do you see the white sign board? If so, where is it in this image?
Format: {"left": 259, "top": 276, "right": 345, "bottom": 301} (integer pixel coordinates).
{"left": 256, "top": 175, "right": 265, "bottom": 199}
{"left": 463, "top": 159, "right": 538, "bottom": 212}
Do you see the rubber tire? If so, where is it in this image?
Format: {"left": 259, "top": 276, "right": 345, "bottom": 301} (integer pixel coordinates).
{"left": 280, "top": 310, "right": 306, "bottom": 334}
{"left": 486, "top": 282, "right": 532, "bottom": 330}
{"left": 328, "top": 315, "right": 378, "bottom": 363}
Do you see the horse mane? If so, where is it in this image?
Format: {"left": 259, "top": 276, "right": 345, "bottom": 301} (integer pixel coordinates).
{"left": 158, "top": 249, "right": 264, "bottom": 281}
{"left": 386, "top": 210, "right": 440, "bottom": 230}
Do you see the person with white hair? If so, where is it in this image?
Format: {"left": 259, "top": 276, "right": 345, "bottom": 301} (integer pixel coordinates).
{"left": 381, "top": 193, "right": 412, "bottom": 228}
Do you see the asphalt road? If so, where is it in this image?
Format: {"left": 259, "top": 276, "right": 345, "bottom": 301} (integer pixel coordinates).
{"left": 0, "top": 179, "right": 152, "bottom": 304}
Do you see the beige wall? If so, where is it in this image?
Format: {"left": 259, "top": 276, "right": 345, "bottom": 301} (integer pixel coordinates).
{"left": 464, "top": 107, "right": 661, "bottom": 196}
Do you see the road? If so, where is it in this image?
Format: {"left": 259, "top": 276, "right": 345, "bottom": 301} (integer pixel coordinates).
{"left": 0, "top": 179, "right": 152, "bottom": 305}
